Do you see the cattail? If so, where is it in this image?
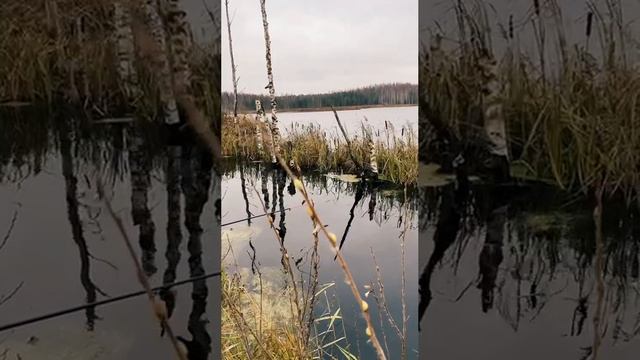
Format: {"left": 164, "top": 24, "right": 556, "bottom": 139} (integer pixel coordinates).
{"left": 533, "top": 0, "right": 540, "bottom": 17}
{"left": 586, "top": 11, "right": 593, "bottom": 38}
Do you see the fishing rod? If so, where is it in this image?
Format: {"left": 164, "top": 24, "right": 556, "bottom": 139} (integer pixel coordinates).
{"left": 221, "top": 207, "right": 291, "bottom": 227}
{"left": 0, "top": 271, "right": 221, "bottom": 333}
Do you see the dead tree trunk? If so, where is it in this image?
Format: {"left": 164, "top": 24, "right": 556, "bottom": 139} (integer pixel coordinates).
{"left": 225, "top": 0, "right": 243, "bottom": 156}
{"left": 225, "top": 0, "right": 239, "bottom": 119}
{"left": 259, "top": 0, "right": 282, "bottom": 164}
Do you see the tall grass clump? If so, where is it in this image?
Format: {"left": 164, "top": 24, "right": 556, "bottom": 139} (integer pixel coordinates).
{"left": 0, "top": 1, "right": 221, "bottom": 122}
{"left": 422, "top": 0, "right": 640, "bottom": 201}
{"left": 222, "top": 115, "right": 418, "bottom": 185}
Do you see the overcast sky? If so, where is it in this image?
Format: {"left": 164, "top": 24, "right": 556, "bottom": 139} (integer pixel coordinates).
{"left": 220, "top": 0, "right": 417, "bottom": 95}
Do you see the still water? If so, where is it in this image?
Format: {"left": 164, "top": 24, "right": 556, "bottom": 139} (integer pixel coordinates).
{"left": 277, "top": 106, "right": 417, "bottom": 139}
{"left": 0, "top": 112, "right": 220, "bottom": 359}
{"left": 221, "top": 161, "right": 419, "bottom": 359}
{"left": 419, "top": 182, "right": 640, "bottom": 360}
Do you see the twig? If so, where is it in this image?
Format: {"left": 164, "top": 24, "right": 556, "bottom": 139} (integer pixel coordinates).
{"left": 0, "top": 205, "right": 20, "bottom": 251}
{"left": 0, "top": 282, "right": 24, "bottom": 307}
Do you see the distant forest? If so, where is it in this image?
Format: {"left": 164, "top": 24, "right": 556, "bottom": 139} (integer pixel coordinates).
{"left": 222, "top": 83, "right": 418, "bottom": 112}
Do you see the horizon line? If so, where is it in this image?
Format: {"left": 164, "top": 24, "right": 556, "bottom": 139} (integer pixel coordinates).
{"left": 222, "top": 82, "right": 418, "bottom": 97}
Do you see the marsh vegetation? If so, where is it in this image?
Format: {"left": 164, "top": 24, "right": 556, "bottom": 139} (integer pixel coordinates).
{"left": 420, "top": 1, "right": 640, "bottom": 359}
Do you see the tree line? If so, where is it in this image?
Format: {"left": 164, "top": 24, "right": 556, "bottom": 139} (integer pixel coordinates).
{"left": 222, "top": 83, "right": 417, "bottom": 112}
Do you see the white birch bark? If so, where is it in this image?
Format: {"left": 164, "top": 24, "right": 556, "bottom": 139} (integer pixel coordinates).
{"left": 114, "top": 2, "right": 140, "bottom": 99}
{"left": 259, "top": 0, "right": 281, "bottom": 163}
{"left": 142, "top": 0, "right": 180, "bottom": 124}
{"left": 162, "top": 0, "right": 193, "bottom": 93}
{"left": 255, "top": 100, "right": 265, "bottom": 154}
{"left": 479, "top": 54, "right": 509, "bottom": 159}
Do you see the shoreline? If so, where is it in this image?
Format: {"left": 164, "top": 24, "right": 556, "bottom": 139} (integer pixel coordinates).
{"left": 233, "top": 103, "right": 417, "bottom": 115}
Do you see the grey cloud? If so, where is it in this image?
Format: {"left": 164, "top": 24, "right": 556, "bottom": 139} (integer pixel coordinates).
{"left": 220, "top": 0, "right": 418, "bottom": 94}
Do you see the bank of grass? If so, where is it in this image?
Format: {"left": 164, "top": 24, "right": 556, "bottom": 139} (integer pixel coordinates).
{"left": 0, "top": 1, "right": 220, "bottom": 121}
{"left": 222, "top": 115, "right": 418, "bottom": 186}
{"left": 423, "top": 0, "right": 640, "bottom": 201}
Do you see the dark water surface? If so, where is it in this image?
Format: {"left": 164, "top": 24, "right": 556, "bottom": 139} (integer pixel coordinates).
{"left": 221, "top": 161, "right": 419, "bottom": 359}
{"left": 419, "top": 182, "right": 640, "bottom": 360}
{"left": 0, "top": 112, "right": 220, "bottom": 359}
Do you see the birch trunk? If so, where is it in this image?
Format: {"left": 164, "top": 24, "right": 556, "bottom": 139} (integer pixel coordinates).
{"left": 369, "top": 136, "right": 379, "bottom": 176}
{"left": 479, "top": 54, "right": 509, "bottom": 160}
{"left": 255, "top": 100, "right": 268, "bottom": 158}
{"left": 114, "top": 2, "right": 139, "bottom": 99}
{"left": 259, "top": 0, "right": 281, "bottom": 164}
{"left": 363, "top": 124, "right": 379, "bottom": 177}
{"left": 142, "top": 0, "right": 180, "bottom": 124}
{"left": 163, "top": 0, "right": 194, "bottom": 94}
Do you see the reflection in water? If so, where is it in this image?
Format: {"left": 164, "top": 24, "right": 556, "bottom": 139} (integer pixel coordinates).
{"left": 155, "top": 135, "right": 213, "bottom": 359}
{"left": 419, "top": 183, "right": 640, "bottom": 358}
{"left": 478, "top": 200, "right": 506, "bottom": 313}
{"left": 180, "top": 136, "right": 213, "bottom": 359}
{"left": 222, "top": 160, "right": 418, "bottom": 359}
{"left": 337, "top": 183, "right": 365, "bottom": 254}
{"left": 276, "top": 170, "right": 287, "bottom": 244}
{"left": 239, "top": 166, "right": 252, "bottom": 226}
{"left": 418, "top": 185, "right": 465, "bottom": 326}
{"left": 0, "top": 112, "right": 219, "bottom": 358}
{"left": 59, "top": 121, "right": 105, "bottom": 331}
{"left": 161, "top": 143, "right": 182, "bottom": 318}
{"left": 130, "top": 126, "right": 157, "bottom": 277}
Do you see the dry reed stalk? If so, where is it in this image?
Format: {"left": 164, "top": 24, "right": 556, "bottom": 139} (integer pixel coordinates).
{"left": 370, "top": 248, "right": 402, "bottom": 339}
{"left": 272, "top": 152, "right": 388, "bottom": 359}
